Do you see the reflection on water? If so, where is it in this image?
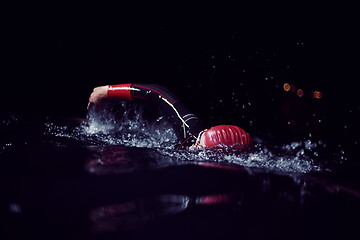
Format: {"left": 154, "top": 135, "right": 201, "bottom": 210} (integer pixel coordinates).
{"left": 1, "top": 106, "right": 359, "bottom": 239}
{"left": 86, "top": 146, "right": 132, "bottom": 174}
{"left": 89, "top": 195, "right": 190, "bottom": 233}
{"left": 86, "top": 177, "right": 360, "bottom": 238}
{"left": 89, "top": 192, "right": 245, "bottom": 234}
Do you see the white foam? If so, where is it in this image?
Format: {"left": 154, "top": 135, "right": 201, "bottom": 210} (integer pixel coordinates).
{"left": 45, "top": 102, "right": 325, "bottom": 174}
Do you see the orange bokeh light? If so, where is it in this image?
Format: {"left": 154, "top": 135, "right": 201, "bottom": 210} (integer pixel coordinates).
{"left": 297, "top": 89, "right": 304, "bottom": 97}
{"left": 283, "top": 83, "right": 290, "bottom": 91}
{"left": 313, "top": 91, "right": 322, "bottom": 99}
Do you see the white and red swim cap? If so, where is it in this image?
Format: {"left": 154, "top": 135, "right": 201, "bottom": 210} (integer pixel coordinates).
{"left": 199, "top": 125, "right": 251, "bottom": 149}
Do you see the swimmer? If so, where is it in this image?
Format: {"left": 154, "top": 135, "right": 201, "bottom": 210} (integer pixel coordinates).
{"left": 88, "top": 84, "right": 251, "bottom": 150}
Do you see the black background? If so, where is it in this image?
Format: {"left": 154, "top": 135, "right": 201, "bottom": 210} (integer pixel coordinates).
{"left": 2, "top": 4, "right": 360, "bottom": 239}
{"left": 1, "top": 3, "right": 359, "bottom": 157}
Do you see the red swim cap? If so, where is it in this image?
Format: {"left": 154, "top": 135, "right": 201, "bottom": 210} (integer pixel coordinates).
{"left": 201, "top": 125, "right": 251, "bottom": 148}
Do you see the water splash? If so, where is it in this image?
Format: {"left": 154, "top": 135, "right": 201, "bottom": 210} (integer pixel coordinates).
{"left": 44, "top": 101, "right": 326, "bottom": 174}
{"left": 45, "top": 101, "right": 178, "bottom": 149}
{"left": 159, "top": 140, "right": 323, "bottom": 174}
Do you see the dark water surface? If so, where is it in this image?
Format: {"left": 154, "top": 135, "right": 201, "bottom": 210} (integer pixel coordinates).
{"left": 1, "top": 109, "right": 360, "bottom": 240}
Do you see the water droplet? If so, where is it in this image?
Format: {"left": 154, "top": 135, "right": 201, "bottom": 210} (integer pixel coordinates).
{"left": 290, "top": 142, "right": 301, "bottom": 149}
{"left": 9, "top": 203, "right": 21, "bottom": 213}
{"left": 296, "top": 149, "right": 305, "bottom": 156}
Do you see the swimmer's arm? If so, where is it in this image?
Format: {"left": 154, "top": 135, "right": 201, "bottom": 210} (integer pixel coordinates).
{"left": 88, "top": 83, "right": 182, "bottom": 110}
{"left": 87, "top": 85, "right": 108, "bottom": 109}
{"left": 87, "top": 84, "right": 134, "bottom": 109}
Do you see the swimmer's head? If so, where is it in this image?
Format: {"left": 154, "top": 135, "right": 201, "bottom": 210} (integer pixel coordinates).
{"left": 190, "top": 125, "right": 251, "bottom": 150}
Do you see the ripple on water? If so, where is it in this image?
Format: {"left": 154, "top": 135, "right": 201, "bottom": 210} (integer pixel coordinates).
{"left": 159, "top": 141, "right": 323, "bottom": 174}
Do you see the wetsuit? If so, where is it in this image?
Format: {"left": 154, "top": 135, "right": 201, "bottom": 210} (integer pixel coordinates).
{"left": 107, "top": 83, "right": 206, "bottom": 147}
